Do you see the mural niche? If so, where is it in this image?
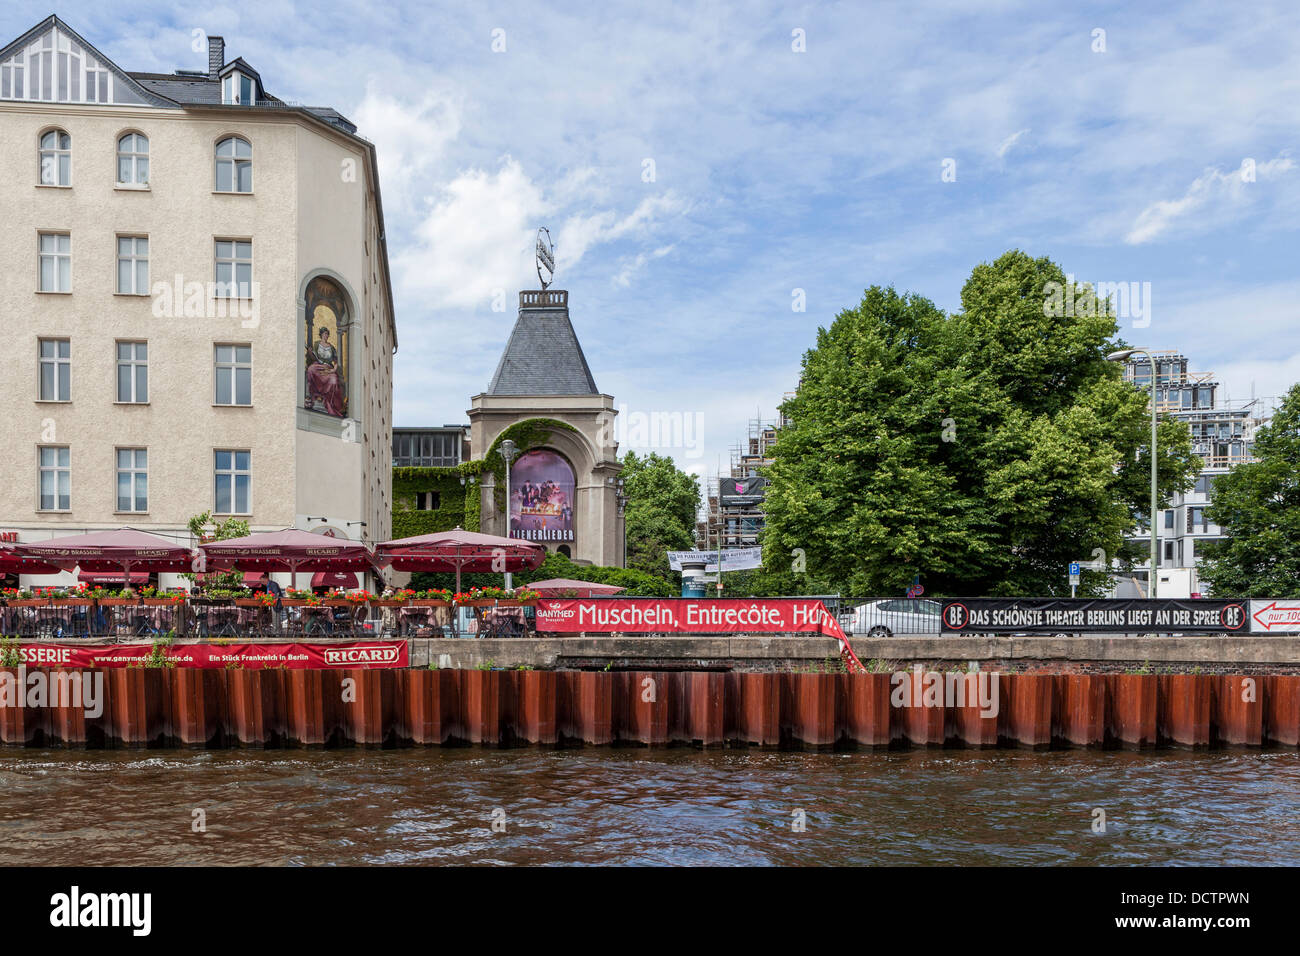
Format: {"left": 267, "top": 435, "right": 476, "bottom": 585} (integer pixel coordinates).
{"left": 303, "top": 276, "right": 349, "bottom": 418}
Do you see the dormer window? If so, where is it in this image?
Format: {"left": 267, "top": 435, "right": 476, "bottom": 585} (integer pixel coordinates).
{"left": 221, "top": 71, "right": 256, "bottom": 105}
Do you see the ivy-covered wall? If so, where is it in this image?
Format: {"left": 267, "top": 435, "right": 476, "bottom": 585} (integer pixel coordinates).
{"left": 390, "top": 418, "right": 579, "bottom": 540}
{"left": 391, "top": 462, "right": 485, "bottom": 537}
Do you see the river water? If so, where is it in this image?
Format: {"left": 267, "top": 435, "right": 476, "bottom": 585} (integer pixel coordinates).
{"left": 0, "top": 749, "right": 1296, "bottom": 866}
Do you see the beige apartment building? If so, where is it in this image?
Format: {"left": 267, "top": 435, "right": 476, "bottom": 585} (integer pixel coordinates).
{"left": 0, "top": 16, "right": 395, "bottom": 584}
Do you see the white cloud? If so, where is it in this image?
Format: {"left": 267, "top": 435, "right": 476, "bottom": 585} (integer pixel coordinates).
{"left": 1212, "top": 352, "right": 1300, "bottom": 411}
{"left": 392, "top": 156, "right": 550, "bottom": 310}
{"left": 557, "top": 195, "right": 687, "bottom": 268}
{"left": 613, "top": 245, "right": 675, "bottom": 288}
{"left": 996, "top": 128, "right": 1029, "bottom": 158}
{"left": 1126, "top": 155, "right": 1296, "bottom": 244}
{"left": 352, "top": 81, "right": 463, "bottom": 209}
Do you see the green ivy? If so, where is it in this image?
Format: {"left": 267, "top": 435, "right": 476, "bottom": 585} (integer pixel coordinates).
{"left": 392, "top": 460, "right": 487, "bottom": 536}
{"left": 390, "top": 419, "right": 578, "bottom": 538}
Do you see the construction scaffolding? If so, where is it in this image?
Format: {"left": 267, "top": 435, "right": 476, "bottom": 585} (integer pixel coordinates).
{"left": 697, "top": 397, "right": 793, "bottom": 550}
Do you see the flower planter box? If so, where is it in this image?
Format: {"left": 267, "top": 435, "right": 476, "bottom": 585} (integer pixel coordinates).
{"left": 409, "top": 599, "right": 451, "bottom": 607}
{"left": 97, "top": 598, "right": 137, "bottom": 606}
{"left": 233, "top": 598, "right": 268, "bottom": 607}
{"left": 321, "top": 599, "right": 352, "bottom": 607}
{"left": 8, "top": 599, "right": 49, "bottom": 607}
{"left": 372, "top": 600, "right": 407, "bottom": 607}
{"left": 281, "top": 599, "right": 319, "bottom": 608}
{"left": 50, "top": 599, "right": 95, "bottom": 607}
{"left": 497, "top": 600, "right": 538, "bottom": 607}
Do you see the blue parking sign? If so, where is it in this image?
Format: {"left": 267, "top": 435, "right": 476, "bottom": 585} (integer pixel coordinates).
{"left": 1068, "top": 562, "right": 1080, "bottom": 576}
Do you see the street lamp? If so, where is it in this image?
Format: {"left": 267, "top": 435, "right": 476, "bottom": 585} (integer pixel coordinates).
{"left": 608, "top": 476, "right": 628, "bottom": 567}
{"left": 1108, "top": 348, "right": 1160, "bottom": 597}
{"left": 498, "top": 439, "right": 519, "bottom": 588}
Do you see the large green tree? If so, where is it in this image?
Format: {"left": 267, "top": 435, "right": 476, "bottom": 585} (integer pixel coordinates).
{"left": 761, "top": 250, "right": 1200, "bottom": 596}
{"left": 618, "top": 450, "right": 700, "bottom": 583}
{"left": 1198, "top": 383, "right": 1300, "bottom": 597}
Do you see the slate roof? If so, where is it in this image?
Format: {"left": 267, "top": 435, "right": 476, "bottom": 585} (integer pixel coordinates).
{"left": 487, "top": 295, "right": 600, "bottom": 395}
{"left": 128, "top": 72, "right": 236, "bottom": 105}
{"left": 128, "top": 72, "right": 358, "bottom": 133}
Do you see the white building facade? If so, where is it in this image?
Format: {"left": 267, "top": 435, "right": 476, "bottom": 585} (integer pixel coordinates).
{"left": 1116, "top": 351, "right": 1269, "bottom": 598}
{"left": 0, "top": 16, "right": 396, "bottom": 585}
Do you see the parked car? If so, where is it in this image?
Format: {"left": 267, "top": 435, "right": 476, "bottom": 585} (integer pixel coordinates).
{"left": 845, "top": 598, "right": 942, "bottom": 637}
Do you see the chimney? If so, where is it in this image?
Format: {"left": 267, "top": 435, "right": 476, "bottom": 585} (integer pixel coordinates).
{"left": 208, "top": 36, "right": 225, "bottom": 80}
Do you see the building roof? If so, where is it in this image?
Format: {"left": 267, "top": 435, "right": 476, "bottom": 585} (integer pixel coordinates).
{"left": 487, "top": 292, "right": 600, "bottom": 396}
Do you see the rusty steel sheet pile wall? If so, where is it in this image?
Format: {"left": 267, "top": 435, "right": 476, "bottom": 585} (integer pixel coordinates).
{"left": 0, "top": 668, "right": 1297, "bottom": 750}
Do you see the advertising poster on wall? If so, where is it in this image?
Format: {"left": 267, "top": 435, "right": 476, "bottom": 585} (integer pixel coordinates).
{"left": 510, "top": 450, "right": 575, "bottom": 542}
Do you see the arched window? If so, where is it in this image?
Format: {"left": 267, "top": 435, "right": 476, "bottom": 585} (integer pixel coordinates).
{"left": 116, "top": 133, "right": 149, "bottom": 185}
{"left": 215, "top": 136, "right": 252, "bottom": 193}
{"left": 38, "top": 129, "right": 70, "bottom": 186}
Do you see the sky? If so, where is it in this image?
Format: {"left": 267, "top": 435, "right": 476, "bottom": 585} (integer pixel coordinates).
{"left": 9, "top": 1, "right": 1300, "bottom": 487}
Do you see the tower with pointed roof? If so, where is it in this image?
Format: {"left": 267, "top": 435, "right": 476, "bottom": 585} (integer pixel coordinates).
{"left": 468, "top": 289, "right": 624, "bottom": 567}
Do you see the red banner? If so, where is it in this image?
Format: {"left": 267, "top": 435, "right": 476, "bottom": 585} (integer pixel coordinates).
{"left": 535, "top": 598, "right": 848, "bottom": 639}
{"left": 9, "top": 641, "right": 408, "bottom": 669}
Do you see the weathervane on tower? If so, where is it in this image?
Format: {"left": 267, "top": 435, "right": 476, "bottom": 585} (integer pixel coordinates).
{"left": 535, "top": 227, "right": 556, "bottom": 290}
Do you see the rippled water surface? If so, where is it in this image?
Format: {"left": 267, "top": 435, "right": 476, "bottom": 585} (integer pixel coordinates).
{"left": 0, "top": 748, "right": 1297, "bottom": 866}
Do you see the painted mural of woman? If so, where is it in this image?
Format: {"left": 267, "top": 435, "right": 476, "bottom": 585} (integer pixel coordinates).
{"left": 306, "top": 326, "right": 345, "bottom": 417}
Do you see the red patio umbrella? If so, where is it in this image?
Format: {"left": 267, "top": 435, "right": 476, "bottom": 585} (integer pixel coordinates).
{"left": 19, "top": 528, "right": 194, "bottom": 586}
{"left": 0, "top": 543, "right": 62, "bottom": 577}
{"left": 199, "top": 529, "right": 378, "bottom": 591}
{"left": 525, "top": 578, "right": 625, "bottom": 598}
{"left": 311, "top": 571, "right": 360, "bottom": 589}
{"left": 375, "top": 527, "right": 545, "bottom": 594}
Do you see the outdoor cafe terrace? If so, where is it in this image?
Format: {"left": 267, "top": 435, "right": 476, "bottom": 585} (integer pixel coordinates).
{"left": 0, "top": 526, "right": 554, "bottom": 640}
{"left": 0, "top": 587, "right": 542, "bottom": 641}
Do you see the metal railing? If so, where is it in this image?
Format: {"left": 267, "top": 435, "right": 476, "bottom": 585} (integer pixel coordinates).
{"left": 0, "top": 600, "right": 541, "bottom": 642}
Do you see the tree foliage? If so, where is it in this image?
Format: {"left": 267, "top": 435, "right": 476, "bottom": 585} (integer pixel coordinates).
{"left": 618, "top": 450, "right": 700, "bottom": 584}
{"left": 761, "top": 251, "right": 1200, "bottom": 597}
{"left": 1198, "top": 383, "right": 1300, "bottom": 597}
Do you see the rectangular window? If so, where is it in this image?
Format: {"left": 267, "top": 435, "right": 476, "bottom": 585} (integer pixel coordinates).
{"left": 214, "top": 345, "right": 252, "bottom": 405}
{"left": 214, "top": 449, "right": 250, "bottom": 514}
{"left": 116, "top": 235, "right": 148, "bottom": 294}
{"left": 38, "top": 232, "right": 71, "bottom": 292}
{"left": 38, "top": 445, "right": 70, "bottom": 510}
{"left": 116, "top": 447, "right": 148, "bottom": 512}
{"left": 116, "top": 341, "right": 148, "bottom": 403}
{"left": 214, "top": 239, "right": 252, "bottom": 297}
{"left": 1164, "top": 510, "right": 1174, "bottom": 529}
{"left": 38, "top": 338, "right": 70, "bottom": 401}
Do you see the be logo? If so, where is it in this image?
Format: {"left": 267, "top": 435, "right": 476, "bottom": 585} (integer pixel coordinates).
{"left": 1220, "top": 604, "right": 1246, "bottom": 631}
{"left": 942, "top": 603, "right": 969, "bottom": 630}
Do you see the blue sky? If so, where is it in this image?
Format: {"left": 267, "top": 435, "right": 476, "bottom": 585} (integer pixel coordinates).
{"left": 10, "top": 2, "right": 1300, "bottom": 483}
